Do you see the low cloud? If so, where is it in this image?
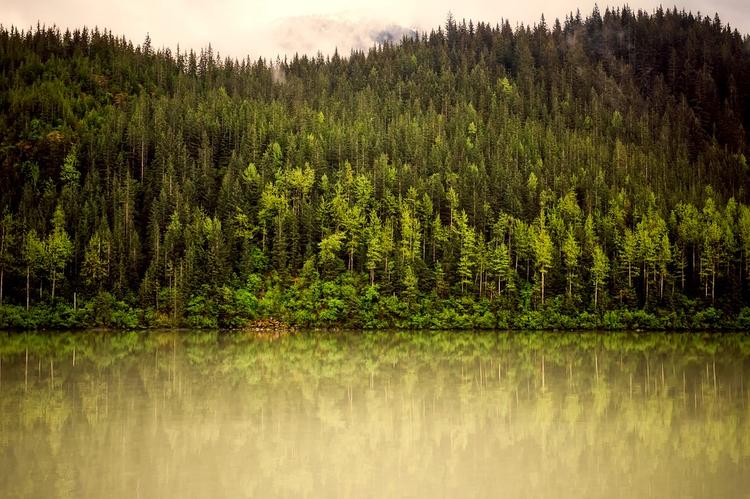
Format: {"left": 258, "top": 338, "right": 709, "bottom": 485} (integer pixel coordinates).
{"left": 271, "top": 63, "right": 286, "bottom": 84}
{"left": 271, "top": 15, "right": 417, "bottom": 57}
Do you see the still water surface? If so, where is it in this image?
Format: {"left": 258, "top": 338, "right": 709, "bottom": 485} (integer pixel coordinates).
{"left": 0, "top": 330, "right": 748, "bottom": 498}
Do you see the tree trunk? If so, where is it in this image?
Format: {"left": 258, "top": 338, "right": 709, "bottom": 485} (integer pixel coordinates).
{"left": 711, "top": 266, "right": 716, "bottom": 303}
{"left": 540, "top": 272, "right": 545, "bottom": 305}
{"left": 659, "top": 273, "right": 664, "bottom": 299}
{"left": 627, "top": 263, "right": 632, "bottom": 288}
{"left": 692, "top": 246, "right": 696, "bottom": 283}
{"left": 594, "top": 282, "right": 598, "bottom": 308}
{"left": 682, "top": 245, "right": 686, "bottom": 289}
{"left": 0, "top": 268, "right": 3, "bottom": 305}
{"left": 526, "top": 259, "right": 530, "bottom": 282}
{"left": 52, "top": 272, "right": 56, "bottom": 301}
{"left": 370, "top": 268, "right": 375, "bottom": 286}
{"left": 26, "top": 266, "right": 30, "bottom": 311}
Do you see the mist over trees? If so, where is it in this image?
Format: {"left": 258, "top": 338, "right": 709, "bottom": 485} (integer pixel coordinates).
{"left": 1, "top": 6, "right": 750, "bottom": 329}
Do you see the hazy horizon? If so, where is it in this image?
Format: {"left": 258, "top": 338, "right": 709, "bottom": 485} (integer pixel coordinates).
{"left": 2, "top": 0, "right": 749, "bottom": 60}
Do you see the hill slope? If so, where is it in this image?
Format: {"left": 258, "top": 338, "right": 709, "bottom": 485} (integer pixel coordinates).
{"left": 1, "top": 6, "right": 750, "bottom": 329}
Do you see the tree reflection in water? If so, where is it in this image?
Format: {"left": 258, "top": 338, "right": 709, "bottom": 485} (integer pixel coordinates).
{"left": 0, "top": 330, "right": 748, "bottom": 498}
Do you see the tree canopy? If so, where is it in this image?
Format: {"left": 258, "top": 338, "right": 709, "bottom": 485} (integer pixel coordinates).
{"left": 1, "top": 7, "right": 749, "bottom": 329}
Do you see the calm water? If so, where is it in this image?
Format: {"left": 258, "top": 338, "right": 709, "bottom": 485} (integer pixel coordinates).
{"left": 0, "top": 330, "right": 748, "bottom": 498}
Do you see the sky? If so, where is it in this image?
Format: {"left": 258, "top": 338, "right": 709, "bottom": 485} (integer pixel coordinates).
{"left": 2, "top": 0, "right": 749, "bottom": 60}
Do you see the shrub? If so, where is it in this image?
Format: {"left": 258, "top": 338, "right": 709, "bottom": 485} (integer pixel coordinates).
{"left": 736, "top": 307, "right": 750, "bottom": 329}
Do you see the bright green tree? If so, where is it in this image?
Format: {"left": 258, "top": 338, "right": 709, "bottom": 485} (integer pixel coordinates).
{"left": 343, "top": 204, "right": 365, "bottom": 271}
{"left": 403, "top": 265, "right": 418, "bottom": 304}
{"left": 562, "top": 228, "right": 581, "bottom": 299}
{"left": 400, "top": 203, "right": 421, "bottom": 264}
{"left": 739, "top": 205, "right": 750, "bottom": 283}
{"left": 591, "top": 244, "right": 609, "bottom": 309}
{"left": 366, "top": 211, "right": 383, "bottom": 286}
{"left": 455, "top": 210, "right": 476, "bottom": 294}
{"left": 533, "top": 218, "right": 554, "bottom": 305}
{"left": 45, "top": 205, "right": 73, "bottom": 301}
{"left": 23, "top": 230, "right": 45, "bottom": 310}
{"left": 319, "top": 232, "right": 345, "bottom": 278}
{"left": 490, "top": 241, "right": 513, "bottom": 296}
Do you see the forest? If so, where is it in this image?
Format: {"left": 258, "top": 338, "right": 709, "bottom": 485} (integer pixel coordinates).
{"left": 1, "top": 6, "right": 750, "bottom": 329}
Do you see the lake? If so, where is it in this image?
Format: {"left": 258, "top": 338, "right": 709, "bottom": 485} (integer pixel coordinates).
{"left": 0, "top": 330, "right": 748, "bottom": 498}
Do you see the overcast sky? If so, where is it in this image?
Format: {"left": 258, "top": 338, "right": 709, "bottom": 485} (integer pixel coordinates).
{"left": 3, "top": 0, "right": 749, "bottom": 59}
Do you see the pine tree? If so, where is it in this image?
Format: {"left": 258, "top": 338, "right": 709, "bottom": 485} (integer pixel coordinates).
{"left": 739, "top": 205, "right": 750, "bottom": 283}
{"left": 0, "top": 212, "right": 16, "bottom": 305}
{"left": 533, "top": 217, "right": 554, "bottom": 306}
{"left": 45, "top": 205, "right": 73, "bottom": 301}
{"left": 455, "top": 210, "right": 476, "bottom": 294}
{"left": 366, "top": 211, "right": 383, "bottom": 285}
{"left": 83, "top": 231, "right": 110, "bottom": 292}
{"left": 403, "top": 265, "right": 418, "bottom": 304}
{"left": 23, "top": 230, "right": 44, "bottom": 310}
{"left": 490, "top": 241, "right": 512, "bottom": 296}
{"left": 562, "top": 229, "right": 581, "bottom": 299}
{"left": 591, "top": 244, "right": 609, "bottom": 309}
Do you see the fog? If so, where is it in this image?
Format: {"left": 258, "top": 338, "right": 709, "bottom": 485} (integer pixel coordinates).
{"left": 2, "top": 0, "right": 748, "bottom": 59}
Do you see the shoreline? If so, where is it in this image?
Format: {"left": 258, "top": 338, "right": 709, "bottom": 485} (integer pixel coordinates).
{"left": 1, "top": 325, "right": 748, "bottom": 333}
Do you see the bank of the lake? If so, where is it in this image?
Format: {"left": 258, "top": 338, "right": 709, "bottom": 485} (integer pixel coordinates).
{"left": 2, "top": 288, "right": 750, "bottom": 331}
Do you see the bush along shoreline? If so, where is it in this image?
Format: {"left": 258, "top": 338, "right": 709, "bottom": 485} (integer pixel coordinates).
{"left": 2, "top": 279, "right": 749, "bottom": 331}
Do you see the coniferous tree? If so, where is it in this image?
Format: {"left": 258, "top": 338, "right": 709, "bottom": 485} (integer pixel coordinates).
{"left": 45, "top": 205, "right": 73, "bottom": 301}
{"left": 0, "top": 9, "right": 747, "bottom": 327}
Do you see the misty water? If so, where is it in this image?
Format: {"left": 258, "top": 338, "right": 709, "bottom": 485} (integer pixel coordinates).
{"left": 0, "top": 330, "right": 748, "bottom": 498}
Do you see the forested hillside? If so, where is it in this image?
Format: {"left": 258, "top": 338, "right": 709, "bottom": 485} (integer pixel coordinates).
{"left": 1, "top": 6, "right": 750, "bottom": 329}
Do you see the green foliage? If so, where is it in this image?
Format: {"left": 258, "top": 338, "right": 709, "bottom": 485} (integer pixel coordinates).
{"left": 736, "top": 308, "right": 750, "bottom": 329}
{"left": 0, "top": 10, "right": 749, "bottom": 329}
{"left": 186, "top": 294, "right": 219, "bottom": 329}
{"left": 591, "top": 244, "right": 609, "bottom": 308}
{"left": 533, "top": 219, "right": 554, "bottom": 305}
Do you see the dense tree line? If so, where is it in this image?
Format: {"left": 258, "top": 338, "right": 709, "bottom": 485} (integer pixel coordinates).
{"left": 1, "top": 6, "right": 750, "bottom": 329}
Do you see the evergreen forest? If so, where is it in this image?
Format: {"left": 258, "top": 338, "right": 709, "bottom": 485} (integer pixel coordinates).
{"left": 1, "top": 6, "right": 750, "bottom": 329}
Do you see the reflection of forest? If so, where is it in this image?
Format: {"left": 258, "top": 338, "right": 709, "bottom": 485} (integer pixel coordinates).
{"left": 0, "top": 331, "right": 748, "bottom": 498}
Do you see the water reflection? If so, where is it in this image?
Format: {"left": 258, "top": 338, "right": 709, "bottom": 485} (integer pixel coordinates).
{"left": 0, "top": 330, "right": 748, "bottom": 498}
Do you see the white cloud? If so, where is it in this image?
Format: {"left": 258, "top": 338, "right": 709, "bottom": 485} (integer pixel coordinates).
{"left": 2, "top": 0, "right": 748, "bottom": 60}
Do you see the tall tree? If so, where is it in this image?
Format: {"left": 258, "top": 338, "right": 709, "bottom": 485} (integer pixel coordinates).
{"left": 533, "top": 217, "right": 554, "bottom": 306}
{"left": 23, "top": 230, "right": 45, "bottom": 310}
{"left": 562, "top": 228, "right": 581, "bottom": 299}
{"left": 366, "top": 211, "right": 383, "bottom": 286}
{"left": 591, "top": 244, "right": 609, "bottom": 309}
{"left": 82, "top": 230, "right": 111, "bottom": 292}
{"left": 0, "top": 212, "right": 16, "bottom": 305}
{"left": 45, "top": 206, "right": 73, "bottom": 301}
